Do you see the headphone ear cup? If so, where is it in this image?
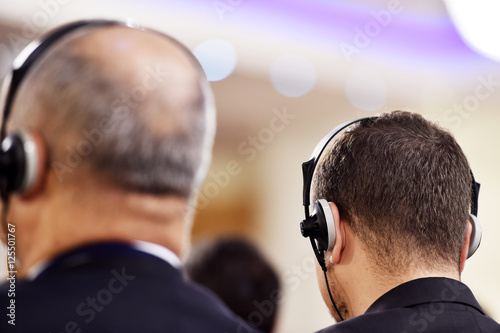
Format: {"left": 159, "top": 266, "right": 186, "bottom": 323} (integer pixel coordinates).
{"left": 467, "top": 214, "right": 482, "bottom": 259}
{"left": 21, "top": 131, "right": 46, "bottom": 197}
{"left": 1, "top": 131, "right": 46, "bottom": 197}
{"left": 313, "top": 199, "right": 336, "bottom": 252}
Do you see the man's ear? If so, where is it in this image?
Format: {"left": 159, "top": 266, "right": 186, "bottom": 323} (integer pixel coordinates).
{"left": 328, "top": 202, "right": 344, "bottom": 266}
{"left": 459, "top": 219, "right": 473, "bottom": 273}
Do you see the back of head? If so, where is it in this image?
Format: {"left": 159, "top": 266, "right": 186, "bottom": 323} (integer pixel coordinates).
{"left": 185, "top": 238, "right": 280, "bottom": 333}
{"left": 314, "top": 111, "right": 472, "bottom": 275}
{"left": 8, "top": 23, "right": 215, "bottom": 197}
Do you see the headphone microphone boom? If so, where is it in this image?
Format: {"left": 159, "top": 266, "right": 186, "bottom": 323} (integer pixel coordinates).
{"left": 299, "top": 116, "right": 482, "bottom": 320}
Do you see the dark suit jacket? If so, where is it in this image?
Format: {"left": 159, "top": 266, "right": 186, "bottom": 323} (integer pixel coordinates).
{"left": 317, "top": 277, "right": 500, "bottom": 333}
{"left": 0, "top": 243, "right": 260, "bottom": 333}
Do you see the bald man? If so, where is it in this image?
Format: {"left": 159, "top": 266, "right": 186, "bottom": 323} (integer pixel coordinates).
{"left": 0, "top": 21, "right": 259, "bottom": 333}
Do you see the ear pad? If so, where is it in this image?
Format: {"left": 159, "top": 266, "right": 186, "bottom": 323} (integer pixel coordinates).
{"left": 0, "top": 130, "right": 45, "bottom": 197}
{"left": 315, "top": 199, "right": 336, "bottom": 251}
{"left": 300, "top": 199, "right": 336, "bottom": 252}
{"left": 467, "top": 214, "right": 482, "bottom": 259}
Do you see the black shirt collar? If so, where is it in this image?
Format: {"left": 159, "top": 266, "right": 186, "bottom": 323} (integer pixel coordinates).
{"left": 366, "top": 277, "right": 485, "bottom": 315}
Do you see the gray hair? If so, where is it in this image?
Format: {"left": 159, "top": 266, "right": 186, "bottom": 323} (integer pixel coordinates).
{"left": 9, "top": 26, "right": 215, "bottom": 197}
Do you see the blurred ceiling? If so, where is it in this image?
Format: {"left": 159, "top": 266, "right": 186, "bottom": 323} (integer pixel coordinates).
{"left": 0, "top": 0, "right": 498, "bottom": 149}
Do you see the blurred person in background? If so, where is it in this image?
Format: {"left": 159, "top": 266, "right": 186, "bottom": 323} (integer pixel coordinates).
{"left": 0, "top": 20, "right": 260, "bottom": 333}
{"left": 300, "top": 111, "right": 500, "bottom": 332}
{"left": 186, "top": 237, "right": 281, "bottom": 333}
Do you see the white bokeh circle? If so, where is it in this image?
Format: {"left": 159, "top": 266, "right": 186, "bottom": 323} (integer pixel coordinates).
{"left": 270, "top": 54, "right": 317, "bottom": 97}
{"left": 193, "top": 39, "right": 237, "bottom": 82}
{"left": 345, "top": 67, "right": 387, "bottom": 112}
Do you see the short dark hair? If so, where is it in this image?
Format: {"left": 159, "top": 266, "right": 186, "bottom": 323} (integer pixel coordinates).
{"left": 314, "top": 111, "right": 472, "bottom": 273}
{"left": 185, "top": 238, "right": 280, "bottom": 333}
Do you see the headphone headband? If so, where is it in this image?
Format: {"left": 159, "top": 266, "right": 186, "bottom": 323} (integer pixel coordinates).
{"left": 1, "top": 20, "right": 123, "bottom": 139}
{"left": 302, "top": 116, "right": 480, "bottom": 220}
{"left": 471, "top": 172, "right": 480, "bottom": 217}
{"left": 301, "top": 117, "right": 374, "bottom": 217}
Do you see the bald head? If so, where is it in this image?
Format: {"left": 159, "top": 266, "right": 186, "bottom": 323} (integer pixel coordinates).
{"left": 70, "top": 26, "right": 204, "bottom": 132}
{"left": 9, "top": 24, "right": 215, "bottom": 197}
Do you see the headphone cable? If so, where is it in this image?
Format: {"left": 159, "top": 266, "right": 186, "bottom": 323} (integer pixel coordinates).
{"left": 323, "top": 268, "right": 344, "bottom": 322}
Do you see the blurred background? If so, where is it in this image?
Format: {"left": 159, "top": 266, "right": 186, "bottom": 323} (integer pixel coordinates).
{"left": 0, "top": 0, "right": 499, "bottom": 332}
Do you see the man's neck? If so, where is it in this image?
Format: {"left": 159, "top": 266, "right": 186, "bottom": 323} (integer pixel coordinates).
{"left": 343, "top": 262, "right": 460, "bottom": 318}
{"left": 17, "top": 183, "right": 189, "bottom": 276}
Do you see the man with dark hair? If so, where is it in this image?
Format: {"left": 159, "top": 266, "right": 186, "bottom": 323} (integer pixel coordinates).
{"left": 307, "top": 111, "right": 500, "bottom": 332}
{"left": 0, "top": 22, "right": 259, "bottom": 332}
{"left": 185, "top": 237, "right": 281, "bottom": 333}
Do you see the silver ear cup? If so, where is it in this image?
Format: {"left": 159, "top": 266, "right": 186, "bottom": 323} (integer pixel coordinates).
{"left": 315, "top": 199, "right": 336, "bottom": 252}
{"left": 467, "top": 214, "right": 482, "bottom": 259}
{"left": 18, "top": 131, "right": 40, "bottom": 194}
{"left": 0, "top": 131, "right": 40, "bottom": 195}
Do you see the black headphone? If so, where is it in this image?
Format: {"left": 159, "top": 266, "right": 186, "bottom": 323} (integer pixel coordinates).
{"left": 299, "top": 116, "right": 482, "bottom": 319}
{"left": 0, "top": 20, "right": 122, "bottom": 200}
